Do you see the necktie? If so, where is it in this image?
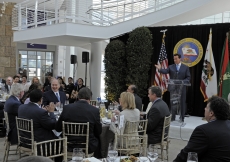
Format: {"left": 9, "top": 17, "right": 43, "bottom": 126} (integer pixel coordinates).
{"left": 55, "top": 92, "right": 60, "bottom": 102}
{"left": 176, "top": 64, "right": 180, "bottom": 71}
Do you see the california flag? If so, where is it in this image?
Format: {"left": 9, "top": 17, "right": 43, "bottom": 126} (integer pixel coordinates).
{"left": 200, "top": 30, "right": 217, "bottom": 101}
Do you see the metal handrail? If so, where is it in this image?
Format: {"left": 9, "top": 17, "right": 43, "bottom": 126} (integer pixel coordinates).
{"left": 12, "top": 0, "right": 186, "bottom": 30}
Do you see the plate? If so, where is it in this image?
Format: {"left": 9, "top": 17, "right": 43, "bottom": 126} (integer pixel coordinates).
{"left": 114, "top": 156, "right": 150, "bottom": 162}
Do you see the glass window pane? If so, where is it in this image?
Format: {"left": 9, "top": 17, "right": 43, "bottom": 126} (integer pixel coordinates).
{"left": 20, "top": 58, "right": 27, "bottom": 67}
{"left": 46, "top": 52, "right": 53, "bottom": 60}
{"left": 28, "top": 59, "right": 36, "bottom": 68}
{"left": 19, "top": 51, "right": 27, "bottom": 58}
{"left": 28, "top": 51, "right": 36, "bottom": 59}
{"left": 28, "top": 68, "right": 37, "bottom": 81}
{"left": 46, "top": 59, "right": 53, "bottom": 66}
{"left": 37, "top": 51, "right": 45, "bottom": 59}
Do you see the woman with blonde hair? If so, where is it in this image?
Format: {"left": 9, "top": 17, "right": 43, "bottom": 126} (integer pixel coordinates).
{"left": 31, "top": 76, "right": 40, "bottom": 84}
{"left": 110, "top": 92, "right": 140, "bottom": 134}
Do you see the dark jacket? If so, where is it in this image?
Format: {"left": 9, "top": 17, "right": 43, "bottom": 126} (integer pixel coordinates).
{"left": 134, "top": 93, "right": 142, "bottom": 111}
{"left": 4, "top": 95, "right": 22, "bottom": 144}
{"left": 18, "top": 102, "right": 57, "bottom": 142}
{"left": 55, "top": 100, "right": 102, "bottom": 153}
{"left": 146, "top": 99, "right": 170, "bottom": 144}
{"left": 42, "top": 90, "right": 66, "bottom": 106}
{"left": 174, "top": 120, "right": 230, "bottom": 162}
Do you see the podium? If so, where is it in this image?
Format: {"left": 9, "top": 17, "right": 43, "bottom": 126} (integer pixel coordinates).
{"left": 164, "top": 79, "right": 191, "bottom": 123}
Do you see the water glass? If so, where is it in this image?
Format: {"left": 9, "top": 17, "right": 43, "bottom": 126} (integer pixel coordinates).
{"left": 187, "top": 152, "right": 198, "bottom": 162}
{"left": 108, "top": 143, "right": 118, "bottom": 162}
{"left": 147, "top": 144, "right": 158, "bottom": 162}
{"left": 139, "top": 147, "right": 148, "bottom": 162}
{"left": 59, "top": 103, "right": 63, "bottom": 114}
{"left": 72, "top": 148, "right": 85, "bottom": 162}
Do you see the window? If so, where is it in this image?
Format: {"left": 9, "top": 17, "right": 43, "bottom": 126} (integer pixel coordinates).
{"left": 18, "top": 51, "right": 54, "bottom": 84}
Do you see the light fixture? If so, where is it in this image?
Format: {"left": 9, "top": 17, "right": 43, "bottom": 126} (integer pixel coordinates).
{"left": 0, "top": 1, "right": 8, "bottom": 17}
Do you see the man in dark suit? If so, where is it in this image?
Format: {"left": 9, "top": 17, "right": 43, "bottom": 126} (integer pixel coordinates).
{"left": 155, "top": 53, "right": 190, "bottom": 122}
{"left": 42, "top": 78, "right": 67, "bottom": 106}
{"left": 18, "top": 89, "right": 57, "bottom": 142}
{"left": 55, "top": 87, "right": 102, "bottom": 154}
{"left": 147, "top": 86, "right": 170, "bottom": 144}
{"left": 4, "top": 83, "right": 23, "bottom": 144}
{"left": 4, "top": 76, "right": 12, "bottom": 93}
{"left": 174, "top": 96, "right": 230, "bottom": 162}
{"left": 127, "top": 85, "right": 142, "bottom": 111}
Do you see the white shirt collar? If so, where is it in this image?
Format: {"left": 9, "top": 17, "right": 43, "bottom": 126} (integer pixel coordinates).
{"left": 177, "top": 62, "right": 182, "bottom": 66}
{"left": 31, "top": 102, "right": 41, "bottom": 108}
{"left": 53, "top": 91, "right": 59, "bottom": 94}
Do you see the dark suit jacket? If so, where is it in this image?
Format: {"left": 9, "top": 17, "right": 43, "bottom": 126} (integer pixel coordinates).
{"left": 134, "top": 93, "right": 142, "bottom": 111}
{"left": 147, "top": 99, "right": 170, "bottom": 144}
{"left": 55, "top": 100, "right": 102, "bottom": 153}
{"left": 42, "top": 90, "right": 66, "bottom": 106}
{"left": 4, "top": 95, "right": 22, "bottom": 144}
{"left": 18, "top": 102, "right": 57, "bottom": 142}
{"left": 159, "top": 63, "right": 190, "bottom": 91}
{"left": 174, "top": 120, "right": 230, "bottom": 162}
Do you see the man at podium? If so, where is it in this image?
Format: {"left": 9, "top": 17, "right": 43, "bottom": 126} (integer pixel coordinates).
{"left": 155, "top": 54, "right": 190, "bottom": 122}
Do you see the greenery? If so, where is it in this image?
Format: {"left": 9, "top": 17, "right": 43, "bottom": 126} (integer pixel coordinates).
{"left": 104, "top": 40, "right": 127, "bottom": 102}
{"left": 126, "top": 27, "right": 153, "bottom": 98}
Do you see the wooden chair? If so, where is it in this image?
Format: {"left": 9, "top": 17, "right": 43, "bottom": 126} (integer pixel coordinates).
{"left": 114, "top": 133, "right": 148, "bottom": 156}
{"left": 125, "top": 119, "right": 148, "bottom": 135}
{"left": 16, "top": 117, "right": 35, "bottom": 158}
{"left": 62, "top": 121, "right": 93, "bottom": 158}
{"left": 34, "top": 137, "right": 67, "bottom": 162}
{"left": 90, "top": 100, "right": 97, "bottom": 106}
{"left": 3, "top": 111, "right": 18, "bottom": 162}
{"left": 155, "top": 114, "right": 172, "bottom": 161}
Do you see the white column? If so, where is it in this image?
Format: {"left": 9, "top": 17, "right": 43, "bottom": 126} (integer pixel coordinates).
{"left": 90, "top": 41, "right": 103, "bottom": 100}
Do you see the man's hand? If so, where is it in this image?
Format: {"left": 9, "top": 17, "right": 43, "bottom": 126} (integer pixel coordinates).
{"left": 155, "top": 64, "right": 161, "bottom": 70}
{"left": 46, "top": 102, "right": 55, "bottom": 113}
{"left": 66, "top": 94, "right": 69, "bottom": 99}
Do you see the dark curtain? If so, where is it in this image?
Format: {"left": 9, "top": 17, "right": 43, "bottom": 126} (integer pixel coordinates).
{"left": 110, "top": 23, "right": 230, "bottom": 117}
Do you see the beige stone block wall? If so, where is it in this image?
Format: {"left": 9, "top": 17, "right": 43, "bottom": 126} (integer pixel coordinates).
{"left": 0, "top": 2, "right": 16, "bottom": 78}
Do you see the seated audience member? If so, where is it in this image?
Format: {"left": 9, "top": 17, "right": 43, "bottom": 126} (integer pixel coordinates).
{"left": 127, "top": 85, "right": 142, "bottom": 111}
{"left": 21, "top": 83, "right": 42, "bottom": 104}
{"left": 147, "top": 86, "right": 170, "bottom": 145}
{"left": 13, "top": 75, "right": 20, "bottom": 84}
{"left": 65, "top": 77, "right": 75, "bottom": 103}
{"left": 55, "top": 87, "right": 102, "bottom": 154}
{"left": 174, "top": 96, "right": 230, "bottom": 162}
{"left": 43, "top": 73, "right": 52, "bottom": 92}
{"left": 43, "top": 78, "right": 67, "bottom": 106}
{"left": 110, "top": 92, "right": 140, "bottom": 134}
{"left": 4, "top": 76, "right": 12, "bottom": 93}
{"left": 70, "top": 78, "right": 85, "bottom": 103}
{"left": 21, "top": 75, "right": 30, "bottom": 92}
{"left": 31, "top": 76, "right": 40, "bottom": 84}
{"left": 18, "top": 89, "right": 57, "bottom": 143}
{"left": 4, "top": 83, "right": 23, "bottom": 144}
{"left": 57, "top": 77, "right": 66, "bottom": 90}
{"left": 17, "top": 156, "right": 53, "bottom": 162}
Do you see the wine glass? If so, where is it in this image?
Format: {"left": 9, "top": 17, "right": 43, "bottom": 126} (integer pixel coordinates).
{"left": 59, "top": 103, "right": 63, "bottom": 114}
{"left": 139, "top": 147, "right": 148, "bottom": 162}
{"left": 187, "top": 152, "right": 198, "bottom": 162}
{"left": 147, "top": 144, "right": 158, "bottom": 162}
{"left": 72, "top": 148, "right": 85, "bottom": 162}
{"left": 107, "top": 143, "right": 118, "bottom": 162}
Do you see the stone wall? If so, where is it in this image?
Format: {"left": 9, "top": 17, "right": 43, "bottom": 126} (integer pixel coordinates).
{"left": 0, "top": 2, "right": 16, "bottom": 78}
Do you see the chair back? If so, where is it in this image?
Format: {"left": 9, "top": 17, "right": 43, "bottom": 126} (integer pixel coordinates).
{"left": 114, "top": 133, "right": 147, "bottom": 156}
{"left": 34, "top": 137, "right": 67, "bottom": 161}
{"left": 161, "top": 115, "right": 172, "bottom": 143}
{"left": 90, "top": 100, "right": 97, "bottom": 106}
{"left": 62, "top": 121, "right": 90, "bottom": 156}
{"left": 125, "top": 120, "right": 148, "bottom": 135}
{"left": 3, "top": 111, "right": 10, "bottom": 136}
{"left": 16, "top": 117, "right": 34, "bottom": 152}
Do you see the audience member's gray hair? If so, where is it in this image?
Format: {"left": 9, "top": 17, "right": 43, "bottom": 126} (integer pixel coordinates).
{"left": 10, "top": 83, "right": 23, "bottom": 97}
{"left": 51, "top": 78, "right": 60, "bottom": 85}
{"left": 17, "top": 156, "right": 53, "bottom": 162}
{"left": 78, "top": 87, "right": 92, "bottom": 100}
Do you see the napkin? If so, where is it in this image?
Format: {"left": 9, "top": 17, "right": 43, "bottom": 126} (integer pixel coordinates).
{"left": 83, "top": 157, "right": 102, "bottom": 162}
{"left": 102, "top": 118, "right": 111, "bottom": 124}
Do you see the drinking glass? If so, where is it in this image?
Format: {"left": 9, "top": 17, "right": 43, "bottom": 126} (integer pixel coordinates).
{"left": 139, "top": 147, "right": 148, "bottom": 162}
{"left": 72, "top": 148, "right": 85, "bottom": 162}
{"left": 59, "top": 103, "right": 63, "bottom": 114}
{"left": 147, "top": 144, "right": 158, "bottom": 162}
{"left": 107, "top": 143, "right": 118, "bottom": 162}
{"left": 187, "top": 152, "right": 198, "bottom": 162}
{"left": 65, "top": 99, "right": 69, "bottom": 105}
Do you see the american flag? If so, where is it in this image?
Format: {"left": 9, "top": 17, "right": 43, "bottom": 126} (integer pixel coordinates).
{"left": 154, "top": 34, "right": 169, "bottom": 93}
